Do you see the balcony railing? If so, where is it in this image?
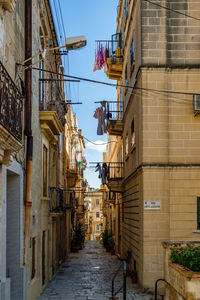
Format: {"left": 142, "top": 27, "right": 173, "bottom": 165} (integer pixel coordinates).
{"left": 67, "top": 159, "right": 78, "bottom": 172}
{"left": 0, "top": 61, "right": 23, "bottom": 142}
{"left": 106, "top": 100, "right": 123, "bottom": 135}
{"left": 95, "top": 33, "right": 123, "bottom": 80}
{"left": 106, "top": 101, "right": 123, "bottom": 121}
{"left": 82, "top": 179, "right": 87, "bottom": 188}
{"left": 39, "top": 79, "right": 66, "bottom": 127}
{"left": 49, "top": 187, "right": 65, "bottom": 213}
{"left": 107, "top": 162, "right": 124, "bottom": 182}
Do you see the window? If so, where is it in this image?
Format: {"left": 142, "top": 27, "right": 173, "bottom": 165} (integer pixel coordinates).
{"left": 197, "top": 197, "right": 200, "bottom": 229}
{"left": 96, "top": 199, "right": 99, "bottom": 205}
{"left": 39, "top": 28, "right": 45, "bottom": 109}
{"left": 125, "top": 65, "right": 127, "bottom": 87}
{"left": 59, "top": 133, "right": 63, "bottom": 153}
{"left": 124, "top": 0, "right": 127, "bottom": 19}
{"left": 131, "top": 119, "right": 135, "bottom": 147}
{"left": 39, "top": 59, "right": 44, "bottom": 108}
{"left": 130, "top": 39, "right": 134, "bottom": 69}
{"left": 96, "top": 212, "right": 100, "bottom": 218}
{"left": 31, "top": 237, "right": 36, "bottom": 279}
{"left": 120, "top": 87, "right": 123, "bottom": 119}
{"left": 96, "top": 224, "right": 100, "bottom": 231}
{"left": 43, "top": 145, "right": 48, "bottom": 197}
{"left": 125, "top": 134, "right": 128, "bottom": 156}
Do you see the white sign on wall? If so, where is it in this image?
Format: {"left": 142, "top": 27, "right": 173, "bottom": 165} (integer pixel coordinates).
{"left": 144, "top": 201, "right": 161, "bottom": 210}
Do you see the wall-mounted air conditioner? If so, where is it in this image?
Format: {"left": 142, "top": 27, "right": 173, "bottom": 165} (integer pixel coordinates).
{"left": 193, "top": 94, "right": 200, "bottom": 115}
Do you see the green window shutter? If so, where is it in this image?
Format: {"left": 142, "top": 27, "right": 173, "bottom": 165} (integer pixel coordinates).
{"left": 197, "top": 197, "right": 200, "bottom": 230}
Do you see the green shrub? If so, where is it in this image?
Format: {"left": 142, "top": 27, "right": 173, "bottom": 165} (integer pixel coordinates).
{"left": 72, "top": 223, "right": 85, "bottom": 250}
{"left": 102, "top": 229, "right": 112, "bottom": 247}
{"left": 108, "top": 236, "right": 115, "bottom": 249}
{"left": 170, "top": 246, "right": 200, "bottom": 272}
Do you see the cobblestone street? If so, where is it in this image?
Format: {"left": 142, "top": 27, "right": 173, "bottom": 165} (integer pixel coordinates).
{"left": 37, "top": 241, "right": 152, "bottom": 300}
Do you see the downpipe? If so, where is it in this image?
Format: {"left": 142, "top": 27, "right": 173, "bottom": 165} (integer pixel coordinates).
{"left": 23, "top": 0, "right": 33, "bottom": 265}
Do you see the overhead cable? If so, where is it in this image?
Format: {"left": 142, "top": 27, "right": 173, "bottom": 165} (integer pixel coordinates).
{"left": 18, "top": 64, "right": 198, "bottom": 97}
{"left": 144, "top": 0, "right": 200, "bottom": 22}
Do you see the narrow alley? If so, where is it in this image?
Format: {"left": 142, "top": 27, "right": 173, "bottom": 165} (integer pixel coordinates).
{"left": 37, "top": 241, "right": 152, "bottom": 300}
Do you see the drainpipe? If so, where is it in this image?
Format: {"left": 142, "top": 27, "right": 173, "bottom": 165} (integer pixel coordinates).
{"left": 24, "top": 0, "right": 33, "bottom": 265}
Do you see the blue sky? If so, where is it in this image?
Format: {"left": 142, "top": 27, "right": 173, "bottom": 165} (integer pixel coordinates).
{"left": 50, "top": 0, "right": 119, "bottom": 188}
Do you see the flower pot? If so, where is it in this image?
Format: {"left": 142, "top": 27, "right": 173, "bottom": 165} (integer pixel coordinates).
{"left": 71, "top": 247, "right": 79, "bottom": 253}
{"left": 131, "top": 277, "right": 137, "bottom": 284}
{"left": 106, "top": 246, "right": 111, "bottom": 252}
{"left": 48, "top": 104, "right": 56, "bottom": 111}
{"left": 110, "top": 248, "right": 115, "bottom": 255}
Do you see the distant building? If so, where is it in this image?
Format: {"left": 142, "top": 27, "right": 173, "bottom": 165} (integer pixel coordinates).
{"left": 84, "top": 188, "right": 103, "bottom": 241}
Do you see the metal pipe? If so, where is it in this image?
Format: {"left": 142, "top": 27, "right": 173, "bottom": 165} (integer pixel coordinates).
{"left": 24, "top": 0, "right": 33, "bottom": 265}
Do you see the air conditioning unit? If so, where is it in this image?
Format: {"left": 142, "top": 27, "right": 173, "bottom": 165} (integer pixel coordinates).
{"left": 193, "top": 94, "right": 200, "bottom": 114}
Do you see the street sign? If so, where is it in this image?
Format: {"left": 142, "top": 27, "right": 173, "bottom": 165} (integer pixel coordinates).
{"left": 144, "top": 201, "right": 161, "bottom": 210}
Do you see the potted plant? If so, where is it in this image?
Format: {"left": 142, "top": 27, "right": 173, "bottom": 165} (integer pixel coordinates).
{"left": 71, "top": 239, "right": 79, "bottom": 253}
{"left": 71, "top": 223, "right": 85, "bottom": 252}
{"left": 47, "top": 102, "right": 56, "bottom": 111}
{"left": 108, "top": 236, "right": 115, "bottom": 254}
{"left": 102, "top": 229, "right": 109, "bottom": 248}
{"left": 130, "top": 270, "right": 137, "bottom": 284}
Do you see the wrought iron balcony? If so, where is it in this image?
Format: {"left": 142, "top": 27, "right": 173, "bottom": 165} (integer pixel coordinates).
{"left": 106, "top": 101, "right": 123, "bottom": 136}
{"left": 49, "top": 187, "right": 65, "bottom": 214}
{"left": 106, "top": 162, "right": 124, "bottom": 193}
{"left": 39, "top": 79, "right": 66, "bottom": 128}
{"left": 105, "top": 33, "right": 123, "bottom": 80}
{"left": 66, "top": 159, "right": 79, "bottom": 187}
{"left": 0, "top": 61, "right": 23, "bottom": 143}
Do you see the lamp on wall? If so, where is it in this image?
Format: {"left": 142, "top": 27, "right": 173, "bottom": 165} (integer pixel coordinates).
{"left": 20, "top": 35, "right": 87, "bottom": 68}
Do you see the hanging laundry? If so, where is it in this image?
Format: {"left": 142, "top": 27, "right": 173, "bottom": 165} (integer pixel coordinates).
{"left": 100, "top": 44, "right": 105, "bottom": 68}
{"left": 93, "top": 49, "right": 98, "bottom": 72}
{"left": 93, "top": 106, "right": 104, "bottom": 135}
{"left": 93, "top": 42, "right": 111, "bottom": 72}
{"left": 100, "top": 101, "right": 107, "bottom": 133}
{"left": 95, "top": 163, "right": 102, "bottom": 178}
{"left": 101, "top": 167, "right": 106, "bottom": 185}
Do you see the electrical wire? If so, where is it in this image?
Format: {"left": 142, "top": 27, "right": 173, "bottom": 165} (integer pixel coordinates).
{"left": 52, "top": 0, "right": 63, "bottom": 44}
{"left": 56, "top": 0, "right": 71, "bottom": 100}
{"left": 144, "top": 0, "right": 200, "bottom": 22}
{"left": 71, "top": 128, "right": 117, "bottom": 146}
{"left": 19, "top": 64, "right": 199, "bottom": 98}
{"left": 83, "top": 136, "right": 117, "bottom": 146}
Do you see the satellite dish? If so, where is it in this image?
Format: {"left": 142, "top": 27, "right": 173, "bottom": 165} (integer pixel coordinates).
{"left": 65, "top": 36, "right": 87, "bottom": 50}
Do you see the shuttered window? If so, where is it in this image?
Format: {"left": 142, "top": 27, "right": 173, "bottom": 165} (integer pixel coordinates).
{"left": 197, "top": 197, "right": 200, "bottom": 229}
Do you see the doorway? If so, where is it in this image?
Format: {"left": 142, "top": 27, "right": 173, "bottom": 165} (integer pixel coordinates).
{"left": 6, "top": 170, "right": 24, "bottom": 299}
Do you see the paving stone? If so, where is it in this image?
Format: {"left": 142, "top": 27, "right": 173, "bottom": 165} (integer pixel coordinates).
{"left": 37, "top": 241, "right": 153, "bottom": 300}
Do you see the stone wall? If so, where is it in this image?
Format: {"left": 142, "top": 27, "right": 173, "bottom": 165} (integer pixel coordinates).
{"left": 141, "top": 0, "right": 200, "bottom": 66}
{"left": 163, "top": 242, "right": 200, "bottom": 300}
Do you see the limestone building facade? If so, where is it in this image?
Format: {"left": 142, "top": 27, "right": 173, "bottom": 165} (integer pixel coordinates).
{"left": 104, "top": 0, "right": 200, "bottom": 289}
{"left": 0, "top": 1, "right": 25, "bottom": 299}
{"left": 0, "top": 1, "right": 86, "bottom": 299}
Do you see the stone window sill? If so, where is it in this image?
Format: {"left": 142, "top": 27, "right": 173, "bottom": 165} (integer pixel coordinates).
{"left": 192, "top": 230, "right": 200, "bottom": 234}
